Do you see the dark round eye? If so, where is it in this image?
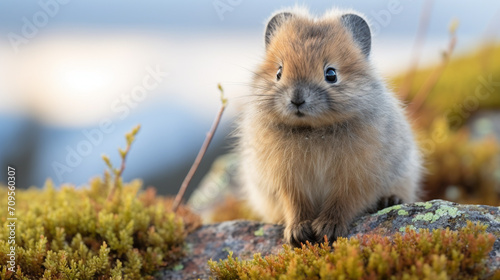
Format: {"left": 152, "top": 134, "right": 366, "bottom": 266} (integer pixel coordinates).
{"left": 325, "top": 67, "right": 338, "bottom": 83}
{"left": 276, "top": 66, "right": 282, "bottom": 81}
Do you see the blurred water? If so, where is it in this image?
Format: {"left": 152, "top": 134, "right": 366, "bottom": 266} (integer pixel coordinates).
{"left": 0, "top": 1, "right": 498, "bottom": 194}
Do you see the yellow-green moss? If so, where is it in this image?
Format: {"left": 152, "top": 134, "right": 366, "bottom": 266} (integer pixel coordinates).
{"left": 393, "top": 44, "right": 500, "bottom": 126}
{"left": 396, "top": 44, "right": 500, "bottom": 206}
{"left": 0, "top": 179, "right": 193, "bottom": 279}
{"left": 209, "top": 221, "right": 496, "bottom": 280}
{"left": 0, "top": 126, "right": 200, "bottom": 279}
{"left": 419, "top": 117, "right": 500, "bottom": 205}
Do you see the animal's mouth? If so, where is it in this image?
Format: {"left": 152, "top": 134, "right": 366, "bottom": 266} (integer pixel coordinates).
{"left": 295, "top": 110, "right": 305, "bottom": 117}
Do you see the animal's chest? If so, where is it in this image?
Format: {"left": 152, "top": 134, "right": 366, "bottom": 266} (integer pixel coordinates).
{"left": 261, "top": 136, "right": 353, "bottom": 200}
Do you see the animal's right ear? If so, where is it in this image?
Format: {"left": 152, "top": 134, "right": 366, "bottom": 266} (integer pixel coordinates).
{"left": 265, "top": 12, "right": 293, "bottom": 49}
{"left": 340, "top": 14, "right": 371, "bottom": 57}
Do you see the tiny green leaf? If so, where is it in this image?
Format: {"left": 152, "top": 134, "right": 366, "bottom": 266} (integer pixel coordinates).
{"left": 254, "top": 227, "right": 264, "bottom": 236}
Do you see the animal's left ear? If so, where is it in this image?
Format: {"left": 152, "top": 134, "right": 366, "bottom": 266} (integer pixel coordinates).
{"left": 265, "top": 12, "right": 294, "bottom": 49}
{"left": 341, "top": 14, "right": 371, "bottom": 57}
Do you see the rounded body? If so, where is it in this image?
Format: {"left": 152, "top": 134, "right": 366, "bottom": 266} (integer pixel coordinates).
{"left": 237, "top": 8, "right": 422, "bottom": 246}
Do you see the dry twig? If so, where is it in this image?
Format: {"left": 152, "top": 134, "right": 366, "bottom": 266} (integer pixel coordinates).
{"left": 407, "top": 20, "right": 458, "bottom": 114}
{"left": 398, "top": 0, "right": 434, "bottom": 100}
{"left": 172, "top": 84, "right": 228, "bottom": 212}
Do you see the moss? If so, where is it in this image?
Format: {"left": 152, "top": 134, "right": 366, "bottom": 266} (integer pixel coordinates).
{"left": 398, "top": 44, "right": 500, "bottom": 205}
{"left": 393, "top": 44, "right": 500, "bottom": 126}
{"left": 209, "top": 221, "right": 495, "bottom": 279}
{"left": 0, "top": 126, "right": 201, "bottom": 279}
{"left": 417, "top": 117, "right": 500, "bottom": 205}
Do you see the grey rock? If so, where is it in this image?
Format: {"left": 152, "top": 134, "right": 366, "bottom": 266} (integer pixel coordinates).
{"left": 157, "top": 220, "right": 284, "bottom": 280}
{"left": 350, "top": 199, "right": 500, "bottom": 272}
{"left": 158, "top": 199, "right": 500, "bottom": 279}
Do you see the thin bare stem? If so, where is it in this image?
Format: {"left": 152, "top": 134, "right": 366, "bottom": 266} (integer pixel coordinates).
{"left": 482, "top": 6, "right": 500, "bottom": 43}
{"left": 172, "top": 84, "right": 228, "bottom": 212}
{"left": 408, "top": 21, "right": 458, "bottom": 114}
{"left": 398, "top": 0, "right": 434, "bottom": 100}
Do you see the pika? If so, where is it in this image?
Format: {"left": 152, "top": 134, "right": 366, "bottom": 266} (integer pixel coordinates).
{"left": 237, "top": 8, "right": 422, "bottom": 247}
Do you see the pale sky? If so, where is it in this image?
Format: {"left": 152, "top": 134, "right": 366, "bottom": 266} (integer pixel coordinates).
{"left": 0, "top": 1, "right": 498, "bottom": 127}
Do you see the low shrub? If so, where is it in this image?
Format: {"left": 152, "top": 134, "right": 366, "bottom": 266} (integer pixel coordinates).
{"left": 0, "top": 126, "right": 200, "bottom": 279}
{"left": 209, "top": 221, "right": 497, "bottom": 280}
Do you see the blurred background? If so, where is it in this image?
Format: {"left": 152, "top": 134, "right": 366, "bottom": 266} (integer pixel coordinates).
{"left": 0, "top": 0, "right": 499, "bottom": 207}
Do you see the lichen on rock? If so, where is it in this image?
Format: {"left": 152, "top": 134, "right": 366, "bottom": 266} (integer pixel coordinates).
{"left": 160, "top": 199, "right": 500, "bottom": 279}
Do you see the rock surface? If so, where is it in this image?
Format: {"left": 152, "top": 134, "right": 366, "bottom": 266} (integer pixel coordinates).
{"left": 158, "top": 199, "right": 500, "bottom": 279}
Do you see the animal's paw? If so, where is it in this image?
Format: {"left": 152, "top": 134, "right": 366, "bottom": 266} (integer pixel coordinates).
{"left": 312, "top": 218, "right": 348, "bottom": 244}
{"left": 284, "top": 220, "right": 316, "bottom": 248}
{"left": 376, "top": 195, "right": 403, "bottom": 211}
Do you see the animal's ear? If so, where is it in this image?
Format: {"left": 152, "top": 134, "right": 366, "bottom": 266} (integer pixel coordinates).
{"left": 265, "top": 12, "right": 293, "bottom": 49}
{"left": 341, "top": 14, "right": 371, "bottom": 57}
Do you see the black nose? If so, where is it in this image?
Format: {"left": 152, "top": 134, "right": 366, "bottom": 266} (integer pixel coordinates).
{"left": 291, "top": 99, "right": 305, "bottom": 108}
{"left": 291, "top": 88, "right": 306, "bottom": 108}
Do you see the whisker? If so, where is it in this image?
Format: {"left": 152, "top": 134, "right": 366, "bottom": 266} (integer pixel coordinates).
{"left": 237, "top": 66, "right": 282, "bottom": 92}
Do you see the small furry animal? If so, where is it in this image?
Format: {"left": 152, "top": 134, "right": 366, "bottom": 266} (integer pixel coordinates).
{"left": 237, "top": 8, "right": 422, "bottom": 247}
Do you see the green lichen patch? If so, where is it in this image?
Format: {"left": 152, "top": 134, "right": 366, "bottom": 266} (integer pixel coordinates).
{"left": 375, "top": 204, "right": 402, "bottom": 216}
{"left": 415, "top": 201, "right": 434, "bottom": 209}
{"left": 399, "top": 225, "right": 417, "bottom": 232}
{"left": 254, "top": 227, "right": 264, "bottom": 237}
{"left": 209, "top": 222, "right": 496, "bottom": 280}
{"left": 398, "top": 209, "right": 409, "bottom": 216}
{"left": 172, "top": 264, "right": 184, "bottom": 271}
{"left": 440, "top": 205, "right": 461, "bottom": 218}
{"left": 413, "top": 212, "right": 435, "bottom": 222}
{"left": 412, "top": 204, "right": 464, "bottom": 223}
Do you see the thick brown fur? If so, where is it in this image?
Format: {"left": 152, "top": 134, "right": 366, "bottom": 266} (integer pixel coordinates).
{"left": 237, "top": 8, "right": 422, "bottom": 247}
